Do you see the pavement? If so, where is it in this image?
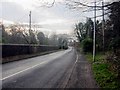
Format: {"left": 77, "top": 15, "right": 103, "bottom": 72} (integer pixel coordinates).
{"left": 66, "top": 51, "right": 99, "bottom": 88}
{"left": 1, "top": 47, "right": 99, "bottom": 89}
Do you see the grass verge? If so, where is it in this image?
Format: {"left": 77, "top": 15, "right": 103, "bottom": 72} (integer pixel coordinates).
{"left": 85, "top": 53, "right": 118, "bottom": 89}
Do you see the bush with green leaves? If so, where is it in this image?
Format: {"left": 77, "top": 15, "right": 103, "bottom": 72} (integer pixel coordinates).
{"left": 81, "top": 38, "right": 93, "bottom": 53}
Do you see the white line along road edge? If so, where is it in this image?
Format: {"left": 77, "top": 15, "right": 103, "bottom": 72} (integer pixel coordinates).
{"left": 0, "top": 60, "right": 48, "bottom": 81}
{"left": 1, "top": 48, "right": 73, "bottom": 81}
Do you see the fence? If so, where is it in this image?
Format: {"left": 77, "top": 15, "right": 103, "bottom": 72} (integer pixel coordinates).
{"left": 2, "top": 44, "right": 60, "bottom": 58}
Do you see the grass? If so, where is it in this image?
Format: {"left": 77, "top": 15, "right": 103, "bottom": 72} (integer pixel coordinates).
{"left": 85, "top": 53, "right": 118, "bottom": 89}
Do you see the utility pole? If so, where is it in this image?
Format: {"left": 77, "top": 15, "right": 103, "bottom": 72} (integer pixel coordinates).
{"left": 93, "top": 0, "right": 96, "bottom": 62}
{"left": 102, "top": 0, "right": 105, "bottom": 53}
{"left": 29, "top": 11, "right": 32, "bottom": 44}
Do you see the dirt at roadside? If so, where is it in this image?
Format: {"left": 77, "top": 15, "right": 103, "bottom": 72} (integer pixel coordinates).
{"left": 66, "top": 51, "right": 99, "bottom": 88}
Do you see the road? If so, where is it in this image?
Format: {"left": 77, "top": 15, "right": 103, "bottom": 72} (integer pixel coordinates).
{"left": 2, "top": 47, "right": 77, "bottom": 88}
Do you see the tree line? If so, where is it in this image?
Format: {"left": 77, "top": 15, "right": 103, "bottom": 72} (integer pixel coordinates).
{"left": 74, "top": 1, "right": 120, "bottom": 81}
{"left": 1, "top": 24, "right": 68, "bottom": 49}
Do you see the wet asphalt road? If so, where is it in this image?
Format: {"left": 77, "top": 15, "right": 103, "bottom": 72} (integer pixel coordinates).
{"left": 2, "top": 47, "right": 77, "bottom": 88}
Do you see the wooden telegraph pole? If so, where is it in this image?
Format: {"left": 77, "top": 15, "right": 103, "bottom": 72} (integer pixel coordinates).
{"left": 29, "top": 11, "right": 32, "bottom": 44}
{"left": 93, "top": 0, "right": 96, "bottom": 62}
{"left": 102, "top": 0, "right": 105, "bottom": 53}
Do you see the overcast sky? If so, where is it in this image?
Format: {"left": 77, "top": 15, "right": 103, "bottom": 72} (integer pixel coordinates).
{"left": 0, "top": 0, "right": 112, "bottom": 35}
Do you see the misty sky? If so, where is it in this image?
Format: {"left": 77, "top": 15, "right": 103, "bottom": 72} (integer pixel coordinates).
{"left": 0, "top": 0, "right": 112, "bottom": 35}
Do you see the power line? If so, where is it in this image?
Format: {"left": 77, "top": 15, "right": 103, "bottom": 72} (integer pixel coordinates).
{"left": 83, "top": 8, "right": 102, "bottom": 12}
{"left": 68, "top": 1, "right": 112, "bottom": 8}
{"left": 87, "top": 12, "right": 110, "bottom": 19}
{"left": 83, "top": 8, "right": 109, "bottom": 12}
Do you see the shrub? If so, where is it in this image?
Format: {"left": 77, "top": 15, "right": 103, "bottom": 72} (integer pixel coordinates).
{"left": 81, "top": 38, "right": 93, "bottom": 53}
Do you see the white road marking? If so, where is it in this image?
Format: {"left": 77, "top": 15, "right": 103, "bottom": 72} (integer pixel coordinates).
{"left": 75, "top": 53, "right": 79, "bottom": 64}
{"left": 0, "top": 60, "right": 48, "bottom": 81}
{"left": 1, "top": 48, "right": 73, "bottom": 81}
{"left": 64, "top": 52, "right": 79, "bottom": 88}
